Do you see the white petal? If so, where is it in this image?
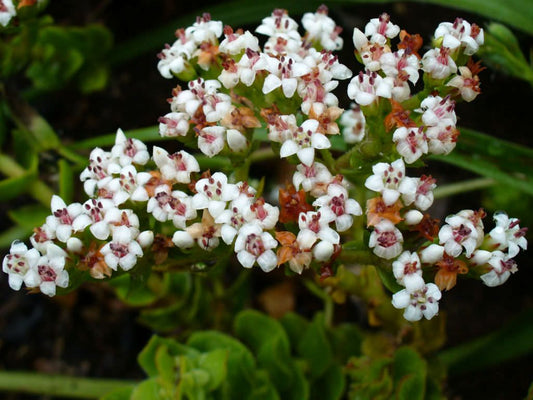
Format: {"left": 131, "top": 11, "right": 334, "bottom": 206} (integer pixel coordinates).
{"left": 257, "top": 250, "right": 278, "bottom": 272}
{"left": 237, "top": 251, "right": 256, "bottom": 268}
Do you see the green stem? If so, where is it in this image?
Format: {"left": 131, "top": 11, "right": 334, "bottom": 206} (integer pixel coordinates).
{"left": 433, "top": 177, "right": 495, "bottom": 199}
{"left": 250, "top": 147, "right": 275, "bottom": 163}
{"left": 0, "top": 371, "right": 136, "bottom": 399}
{"left": 303, "top": 279, "right": 334, "bottom": 327}
{"left": 319, "top": 148, "right": 337, "bottom": 174}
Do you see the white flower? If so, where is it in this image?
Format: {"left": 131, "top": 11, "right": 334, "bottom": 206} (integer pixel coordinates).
{"left": 352, "top": 28, "right": 388, "bottom": 72}
{"left": 157, "top": 30, "right": 196, "bottom": 79}
{"left": 192, "top": 172, "right": 239, "bottom": 218}
{"left": 244, "top": 198, "right": 279, "bottom": 230}
{"left": 364, "top": 13, "right": 400, "bottom": 43}
{"left": 46, "top": 196, "right": 91, "bottom": 243}
{"left": 380, "top": 49, "right": 420, "bottom": 84}
{"left": 173, "top": 210, "right": 221, "bottom": 251}
{"left": 172, "top": 78, "right": 231, "bottom": 122}
{"left": 262, "top": 55, "right": 311, "bottom": 98}
{"left": 80, "top": 148, "right": 120, "bottom": 197}
{"left": 219, "top": 28, "right": 260, "bottom": 54}
{"left": 392, "top": 283, "right": 441, "bottom": 321}
{"left": 30, "top": 223, "right": 56, "bottom": 253}
{"left": 31, "top": 244, "right": 69, "bottom": 297}
{"left": 2, "top": 241, "right": 40, "bottom": 291}
{"left": 279, "top": 119, "right": 331, "bottom": 166}
{"left": 434, "top": 18, "right": 484, "bottom": 56}
{"left": 105, "top": 165, "right": 151, "bottom": 205}
{"left": 340, "top": 104, "right": 366, "bottom": 143}
{"left": 100, "top": 225, "right": 143, "bottom": 271}
{"left": 348, "top": 71, "right": 393, "bottom": 106}
{"left": 0, "top": 0, "right": 16, "bottom": 27}
{"left": 297, "top": 211, "right": 339, "bottom": 250}
{"left": 438, "top": 214, "right": 479, "bottom": 257}
{"left": 446, "top": 66, "right": 481, "bottom": 102}
{"left": 82, "top": 198, "right": 115, "bottom": 240}
{"left": 301, "top": 5, "right": 343, "bottom": 51}
{"left": 147, "top": 185, "right": 196, "bottom": 229}
{"left": 393, "top": 126, "right": 428, "bottom": 164}
{"left": 111, "top": 129, "right": 150, "bottom": 166}
{"left": 198, "top": 126, "right": 226, "bottom": 157}
{"left": 256, "top": 8, "right": 300, "bottom": 41}
{"left": 418, "top": 95, "right": 457, "bottom": 127}
{"left": 226, "top": 129, "right": 248, "bottom": 152}
{"left": 401, "top": 175, "right": 436, "bottom": 211}
{"left": 480, "top": 250, "right": 518, "bottom": 287}
{"left": 364, "top": 159, "right": 417, "bottom": 206}
{"left": 369, "top": 219, "right": 403, "bottom": 259}
{"left": 293, "top": 162, "right": 333, "bottom": 196}
{"left": 185, "top": 13, "right": 223, "bottom": 44}
{"left": 393, "top": 251, "right": 425, "bottom": 292}
{"left": 153, "top": 147, "right": 200, "bottom": 183}
{"left": 487, "top": 212, "right": 528, "bottom": 257}
{"left": 158, "top": 112, "right": 190, "bottom": 137}
{"left": 104, "top": 208, "right": 140, "bottom": 238}
{"left": 215, "top": 195, "right": 254, "bottom": 244}
{"left": 313, "top": 184, "right": 362, "bottom": 232}
{"left": 404, "top": 210, "right": 424, "bottom": 225}
{"left": 234, "top": 223, "right": 278, "bottom": 272}
{"left": 422, "top": 47, "right": 457, "bottom": 80}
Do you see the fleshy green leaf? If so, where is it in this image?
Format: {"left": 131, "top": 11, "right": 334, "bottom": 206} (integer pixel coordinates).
{"left": 296, "top": 314, "right": 333, "bottom": 378}
{"left": 137, "top": 335, "right": 193, "bottom": 377}
{"left": 392, "top": 347, "right": 427, "bottom": 400}
{"left": 310, "top": 364, "right": 345, "bottom": 400}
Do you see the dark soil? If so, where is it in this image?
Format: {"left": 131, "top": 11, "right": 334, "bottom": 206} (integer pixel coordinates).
{"left": 0, "top": 1, "right": 531, "bottom": 399}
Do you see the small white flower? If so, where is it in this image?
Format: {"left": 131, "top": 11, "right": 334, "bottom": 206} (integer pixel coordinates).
{"left": 234, "top": 223, "right": 278, "bottom": 272}
{"left": 226, "top": 129, "right": 248, "bottom": 152}
{"left": 293, "top": 162, "right": 333, "bottom": 197}
{"left": 111, "top": 129, "right": 150, "bottom": 167}
{"left": 157, "top": 30, "right": 196, "bottom": 79}
{"left": 30, "top": 223, "right": 56, "bottom": 253}
{"left": 447, "top": 66, "right": 481, "bottom": 102}
{"left": 401, "top": 175, "right": 436, "bottom": 211}
{"left": 438, "top": 214, "right": 479, "bottom": 257}
{"left": 219, "top": 28, "right": 260, "bottom": 54}
{"left": 80, "top": 148, "right": 120, "bottom": 197}
{"left": 434, "top": 18, "right": 484, "bottom": 55}
{"left": 82, "top": 198, "right": 115, "bottom": 240}
{"left": 153, "top": 147, "right": 200, "bottom": 183}
{"left": 2, "top": 241, "right": 40, "bottom": 291}
{"left": 100, "top": 225, "right": 143, "bottom": 271}
{"left": 392, "top": 283, "right": 441, "bottom": 321}
{"left": 369, "top": 219, "right": 403, "bottom": 259}
{"left": 297, "top": 211, "right": 339, "bottom": 250}
{"left": 192, "top": 172, "right": 239, "bottom": 218}
{"left": 256, "top": 8, "right": 300, "bottom": 42}
{"left": 173, "top": 211, "right": 221, "bottom": 251}
{"left": 301, "top": 5, "right": 343, "bottom": 51}
{"left": 352, "top": 27, "right": 388, "bottom": 72}
{"left": 262, "top": 55, "right": 311, "bottom": 98}
{"left": 279, "top": 119, "right": 331, "bottom": 166}
{"left": 364, "top": 13, "right": 400, "bottom": 43}
{"left": 418, "top": 95, "right": 457, "bottom": 127}
{"left": 138, "top": 231, "right": 155, "bottom": 248}
{"left": 365, "top": 159, "right": 417, "bottom": 206}
{"left": 185, "top": 13, "right": 223, "bottom": 44}
{"left": 393, "top": 251, "right": 425, "bottom": 292}
{"left": 0, "top": 0, "right": 16, "bottom": 27}
{"left": 104, "top": 208, "right": 140, "bottom": 238}
{"left": 173, "top": 78, "right": 232, "bottom": 122}
{"left": 147, "top": 185, "right": 196, "bottom": 229}
{"left": 348, "top": 71, "right": 393, "bottom": 106}
{"left": 487, "top": 212, "right": 528, "bottom": 257}
{"left": 105, "top": 165, "right": 151, "bottom": 205}
{"left": 422, "top": 47, "right": 457, "bottom": 80}
{"left": 313, "top": 184, "right": 362, "bottom": 232}
{"left": 198, "top": 126, "right": 226, "bottom": 157}
{"left": 158, "top": 112, "right": 190, "bottom": 137}
{"left": 31, "top": 244, "right": 69, "bottom": 297}
{"left": 46, "top": 196, "right": 91, "bottom": 243}
{"left": 480, "top": 250, "right": 518, "bottom": 287}
{"left": 244, "top": 198, "right": 279, "bottom": 230}
{"left": 215, "top": 195, "right": 253, "bottom": 244}
{"left": 340, "top": 104, "right": 366, "bottom": 143}
{"left": 393, "top": 126, "right": 428, "bottom": 164}
{"left": 380, "top": 49, "right": 420, "bottom": 84}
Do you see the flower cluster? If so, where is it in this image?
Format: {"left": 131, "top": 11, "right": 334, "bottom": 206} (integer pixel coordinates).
{"left": 2, "top": 7, "right": 527, "bottom": 324}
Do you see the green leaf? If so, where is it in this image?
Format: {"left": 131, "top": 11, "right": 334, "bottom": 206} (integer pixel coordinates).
{"left": 296, "top": 314, "right": 333, "bottom": 378}
{"left": 249, "top": 370, "right": 281, "bottom": 400}
{"left": 280, "top": 312, "right": 309, "bottom": 349}
{"left": 137, "top": 335, "right": 193, "bottom": 377}
{"left": 375, "top": 264, "right": 404, "bottom": 294}
{"left": 0, "top": 173, "right": 36, "bottom": 201}
{"left": 234, "top": 310, "right": 290, "bottom": 355}
{"left": 0, "top": 225, "right": 33, "bottom": 249}
{"left": 130, "top": 378, "right": 164, "bottom": 400}
{"left": 392, "top": 347, "right": 427, "bottom": 400}
{"left": 310, "top": 364, "right": 345, "bottom": 400}
{"left": 197, "top": 349, "right": 228, "bottom": 391}
{"left": 329, "top": 323, "right": 363, "bottom": 363}
{"left": 7, "top": 204, "right": 49, "bottom": 228}
{"left": 100, "top": 386, "right": 134, "bottom": 400}
{"left": 109, "top": 273, "right": 158, "bottom": 307}
{"left": 77, "top": 63, "right": 109, "bottom": 93}
{"left": 187, "top": 330, "right": 256, "bottom": 397}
